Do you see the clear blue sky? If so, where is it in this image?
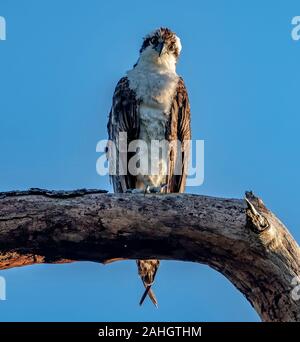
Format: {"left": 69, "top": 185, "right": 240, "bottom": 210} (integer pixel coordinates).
{"left": 0, "top": 0, "right": 299, "bottom": 322}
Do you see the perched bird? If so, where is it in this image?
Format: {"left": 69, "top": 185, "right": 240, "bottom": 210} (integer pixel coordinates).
{"left": 107, "top": 27, "right": 191, "bottom": 307}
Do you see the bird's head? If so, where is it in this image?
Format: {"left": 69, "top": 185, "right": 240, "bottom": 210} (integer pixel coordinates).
{"left": 138, "top": 28, "right": 182, "bottom": 69}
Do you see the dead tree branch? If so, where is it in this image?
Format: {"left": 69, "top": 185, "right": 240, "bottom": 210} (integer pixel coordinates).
{"left": 0, "top": 188, "right": 299, "bottom": 321}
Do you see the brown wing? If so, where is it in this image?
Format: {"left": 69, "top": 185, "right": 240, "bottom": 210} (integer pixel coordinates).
{"left": 107, "top": 77, "right": 140, "bottom": 193}
{"left": 166, "top": 77, "right": 191, "bottom": 193}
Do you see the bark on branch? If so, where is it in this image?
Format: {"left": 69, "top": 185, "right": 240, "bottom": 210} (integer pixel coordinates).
{"left": 0, "top": 188, "right": 299, "bottom": 322}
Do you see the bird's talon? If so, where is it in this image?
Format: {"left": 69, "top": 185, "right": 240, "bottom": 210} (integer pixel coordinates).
{"left": 125, "top": 189, "right": 144, "bottom": 194}
{"left": 144, "top": 184, "right": 168, "bottom": 194}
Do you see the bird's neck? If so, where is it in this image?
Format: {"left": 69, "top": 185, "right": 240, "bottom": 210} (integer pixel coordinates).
{"left": 136, "top": 53, "right": 177, "bottom": 74}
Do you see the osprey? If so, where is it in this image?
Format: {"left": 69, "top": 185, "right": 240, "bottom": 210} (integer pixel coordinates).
{"left": 107, "top": 28, "right": 191, "bottom": 306}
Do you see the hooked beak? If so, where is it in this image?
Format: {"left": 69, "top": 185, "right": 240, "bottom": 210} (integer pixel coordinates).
{"left": 155, "top": 42, "right": 165, "bottom": 57}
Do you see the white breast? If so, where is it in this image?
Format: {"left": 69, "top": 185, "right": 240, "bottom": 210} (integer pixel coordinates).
{"left": 126, "top": 57, "right": 179, "bottom": 188}
{"left": 127, "top": 61, "right": 178, "bottom": 113}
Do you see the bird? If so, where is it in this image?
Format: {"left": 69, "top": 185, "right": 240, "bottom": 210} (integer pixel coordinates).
{"left": 107, "top": 27, "right": 191, "bottom": 307}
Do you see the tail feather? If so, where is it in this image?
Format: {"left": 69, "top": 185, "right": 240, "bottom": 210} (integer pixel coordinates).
{"left": 139, "top": 284, "right": 158, "bottom": 307}
{"left": 137, "top": 259, "right": 159, "bottom": 307}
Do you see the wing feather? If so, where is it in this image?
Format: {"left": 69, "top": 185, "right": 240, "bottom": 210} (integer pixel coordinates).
{"left": 166, "top": 77, "right": 191, "bottom": 193}
{"left": 107, "top": 77, "right": 139, "bottom": 193}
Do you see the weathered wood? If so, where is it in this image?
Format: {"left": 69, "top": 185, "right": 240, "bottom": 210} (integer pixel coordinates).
{"left": 0, "top": 188, "right": 299, "bottom": 322}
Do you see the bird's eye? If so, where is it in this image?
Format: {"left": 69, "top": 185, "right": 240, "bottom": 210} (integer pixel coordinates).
{"left": 151, "top": 37, "right": 157, "bottom": 45}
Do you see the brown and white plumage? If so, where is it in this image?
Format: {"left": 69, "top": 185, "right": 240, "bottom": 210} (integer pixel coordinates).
{"left": 107, "top": 28, "right": 191, "bottom": 306}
